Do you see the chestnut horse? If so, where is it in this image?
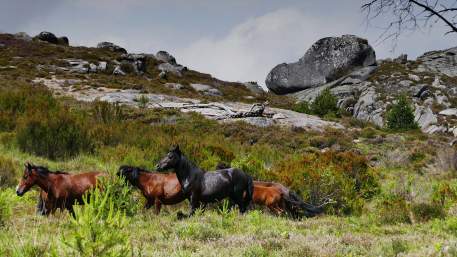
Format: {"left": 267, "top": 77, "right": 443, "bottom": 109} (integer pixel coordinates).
{"left": 117, "top": 166, "right": 187, "bottom": 214}
{"left": 215, "top": 163, "right": 328, "bottom": 218}
{"left": 17, "top": 163, "right": 105, "bottom": 215}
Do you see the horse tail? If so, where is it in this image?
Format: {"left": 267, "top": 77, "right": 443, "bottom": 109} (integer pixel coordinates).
{"left": 284, "top": 191, "right": 325, "bottom": 218}
{"left": 244, "top": 175, "right": 254, "bottom": 206}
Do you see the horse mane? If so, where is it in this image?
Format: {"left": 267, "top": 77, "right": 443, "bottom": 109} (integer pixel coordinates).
{"left": 119, "top": 165, "right": 151, "bottom": 173}
{"left": 31, "top": 165, "right": 69, "bottom": 176}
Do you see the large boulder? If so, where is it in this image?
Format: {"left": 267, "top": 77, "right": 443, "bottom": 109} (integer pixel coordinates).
{"left": 97, "top": 42, "right": 127, "bottom": 54}
{"left": 34, "top": 31, "right": 58, "bottom": 44}
{"left": 34, "top": 31, "right": 69, "bottom": 46}
{"left": 266, "top": 35, "right": 376, "bottom": 94}
{"left": 416, "top": 47, "right": 457, "bottom": 77}
{"left": 156, "top": 51, "right": 177, "bottom": 65}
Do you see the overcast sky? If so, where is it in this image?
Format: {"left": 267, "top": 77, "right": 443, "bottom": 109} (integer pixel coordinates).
{"left": 1, "top": 0, "right": 455, "bottom": 86}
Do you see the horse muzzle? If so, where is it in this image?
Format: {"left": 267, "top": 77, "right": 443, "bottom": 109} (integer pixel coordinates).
{"left": 16, "top": 187, "right": 25, "bottom": 197}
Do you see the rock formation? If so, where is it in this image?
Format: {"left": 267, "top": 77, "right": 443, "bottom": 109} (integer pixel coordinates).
{"left": 266, "top": 35, "right": 376, "bottom": 94}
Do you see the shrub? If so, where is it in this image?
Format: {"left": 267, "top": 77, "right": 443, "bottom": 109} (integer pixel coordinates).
{"left": 63, "top": 186, "right": 131, "bottom": 257}
{"left": 0, "top": 86, "right": 57, "bottom": 132}
{"left": 270, "top": 151, "right": 378, "bottom": 215}
{"left": 293, "top": 101, "right": 311, "bottom": 114}
{"left": 411, "top": 202, "right": 445, "bottom": 222}
{"left": 377, "top": 196, "right": 411, "bottom": 224}
{"left": 92, "top": 101, "right": 123, "bottom": 124}
{"left": 135, "top": 95, "right": 149, "bottom": 109}
{"left": 16, "top": 108, "right": 92, "bottom": 160}
{"left": 360, "top": 127, "right": 378, "bottom": 139}
{"left": 0, "top": 156, "right": 17, "bottom": 188}
{"left": 310, "top": 88, "right": 339, "bottom": 117}
{"left": 386, "top": 95, "right": 418, "bottom": 131}
{"left": 0, "top": 190, "right": 12, "bottom": 226}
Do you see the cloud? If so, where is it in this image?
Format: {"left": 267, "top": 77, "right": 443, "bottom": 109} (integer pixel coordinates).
{"left": 176, "top": 8, "right": 360, "bottom": 88}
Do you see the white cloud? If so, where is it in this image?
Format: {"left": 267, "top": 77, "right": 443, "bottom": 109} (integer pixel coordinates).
{"left": 176, "top": 8, "right": 359, "bottom": 88}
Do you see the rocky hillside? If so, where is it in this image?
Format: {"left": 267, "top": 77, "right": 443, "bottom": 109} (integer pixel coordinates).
{"left": 0, "top": 31, "right": 345, "bottom": 132}
{"left": 266, "top": 35, "right": 457, "bottom": 137}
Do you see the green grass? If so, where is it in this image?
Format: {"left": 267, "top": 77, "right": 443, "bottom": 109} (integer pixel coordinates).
{"left": 2, "top": 33, "right": 457, "bottom": 256}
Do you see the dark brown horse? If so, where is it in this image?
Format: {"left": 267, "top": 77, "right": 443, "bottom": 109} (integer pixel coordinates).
{"left": 117, "top": 166, "right": 187, "bottom": 214}
{"left": 17, "top": 163, "right": 105, "bottom": 215}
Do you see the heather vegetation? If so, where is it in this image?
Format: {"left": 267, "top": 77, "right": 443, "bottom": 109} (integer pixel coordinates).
{"left": 1, "top": 33, "right": 457, "bottom": 256}
{"left": 0, "top": 84, "right": 456, "bottom": 256}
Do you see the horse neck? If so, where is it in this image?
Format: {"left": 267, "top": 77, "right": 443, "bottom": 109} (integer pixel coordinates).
{"left": 175, "top": 155, "right": 200, "bottom": 182}
{"left": 35, "top": 173, "right": 61, "bottom": 195}
{"left": 136, "top": 171, "right": 151, "bottom": 190}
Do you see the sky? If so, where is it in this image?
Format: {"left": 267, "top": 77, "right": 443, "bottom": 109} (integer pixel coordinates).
{"left": 0, "top": 0, "right": 455, "bottom": 86}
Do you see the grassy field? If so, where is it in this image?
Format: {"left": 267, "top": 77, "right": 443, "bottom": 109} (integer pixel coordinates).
{"left": 1, "top": 33, "right": 457, "bottom": 256}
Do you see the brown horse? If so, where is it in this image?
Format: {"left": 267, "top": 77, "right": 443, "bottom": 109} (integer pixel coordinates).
{"left": 17, "top": 163, "right": 105, "bottom": 215}
{"left": 117, "top": 166, "right": 187, "bottom": 214}
{"left": 253, "top": 181, "right": 329, "bottom": 218}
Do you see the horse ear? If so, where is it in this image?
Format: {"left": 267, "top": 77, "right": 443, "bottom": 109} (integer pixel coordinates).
{"left": 132, "top": 168, "right": 139, "bottom": 181}
{"left": 174, "top": 145, "right": 181, "bottom": 154}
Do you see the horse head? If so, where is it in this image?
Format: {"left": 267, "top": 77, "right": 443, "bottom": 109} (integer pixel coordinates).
{"left": 16, "top": 163, "right": 40, "bottom": 196}
{"left": 117, "top": 166, "right": 141, "bottom": 186}
{"left": 156, "top": 145, "right": 181, "bottom": 171}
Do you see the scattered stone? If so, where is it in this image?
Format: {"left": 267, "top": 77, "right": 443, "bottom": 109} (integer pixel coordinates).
{"left": 398, "top": 80, "right": 413, "bottom": 88}
{"left": 156, "top": 51, "right": 177, "bottom": 65}
{"left": 165, "top": 83, "right": 184, "bottom": 90}
{"left": 243, "top": 82, "right": 264, "bottom": 94}
{"left": 432, "top": 76, "right": 445, "bottom": 88}
{"left": 408, "top": 74, "right": 420, "bottom": 81}
{"left": 190, "top": 83, "right": 222, "bottom": 96}
{"left": 34, "top": 31, "right": 58, "bottom": 44}
{"left": 157, "top": 63, "right": 185, "bottom": 76}
{"left": 97, "top": 62, "right": 107, "bottom": 72}
{"left": 57, "top": 36, "right": 69, "bottom": 46}
{"left": 159, "top": 71, "right": 167, "bottom": 79}
{"left": 64, "top": 59, "right": 89, "bottom": 73}
{"left": 266, "top": 35, "right": 376, "bottom": 94}
{"left": 97, "top": 41, "right": 127, "bottom": 54}
{"left": 113, "top": 65, "right": 126, "bottom": 76}
{"left": 273, "top": 113, "right": 287, "bottom": 120}
{"left": 439, "top": 108, "right": 457, "bottom": 116}
{"left": 14, "top": 32, "right": 32, "bottom": 41}
{"left": 89, "top": 63, "right": 97, "bottom": 73}
{"left": 416, "top": 46, "right": 457, "bottom": 77}
{"left": 353, "top": 87, "right": 383, "bottom": 127}
{"left": 414, "top": 105, "right": 437, "bottom": 129}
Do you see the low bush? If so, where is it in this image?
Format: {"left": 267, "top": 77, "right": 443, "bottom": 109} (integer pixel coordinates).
{"left": 63, "top": 185, "right": 132, "bottom": 257}
{"left": 386, "top": 95, "right": 418, "bottom": 131}
{"left": 293, "top": 101, "right": 311, "bottom": 114}
{"left": 310, "top": 88, "right": 339, "bottom": 117}
{"left": 0, "top": 156, "right": 17, "bottom": 188}
{"left": 270, "top": 151, "right": 378, "bottom": 215}
{"left": 16, "top": 108, "right": 92, "bottom": 160}
{"left": 0, "top": 189, "right": 13, "bottom": 226}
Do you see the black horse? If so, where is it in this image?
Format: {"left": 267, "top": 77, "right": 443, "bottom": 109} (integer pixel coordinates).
{"left": 156, "top": 145, "right": 254, "bottom": 218}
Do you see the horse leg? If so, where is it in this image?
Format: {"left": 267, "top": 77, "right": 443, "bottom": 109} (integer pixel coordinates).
{"left": 178, "top": 194, "right": 199, "bottom": 219}
{"left": 154, "top": 199, "right": 162, "bottom": 215}
{"left": 144, "top": 198, "right": 154, "bottom": 209}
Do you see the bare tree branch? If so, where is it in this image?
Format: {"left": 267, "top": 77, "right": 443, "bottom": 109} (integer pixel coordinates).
{"left": 362, "top": 0, "right": 457, "bottom": 45}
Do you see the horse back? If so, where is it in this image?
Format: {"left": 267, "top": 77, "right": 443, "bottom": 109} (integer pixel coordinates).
{"left": 68, "top": 171, "right": 105, "bottom": 196}
{"left": 138, "top": 172, "right": 182, "bottom": 198}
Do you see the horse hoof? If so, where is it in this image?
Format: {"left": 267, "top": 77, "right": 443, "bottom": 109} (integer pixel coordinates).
{"left": 177, "top": 211, "right": 186, "bottom": 220}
